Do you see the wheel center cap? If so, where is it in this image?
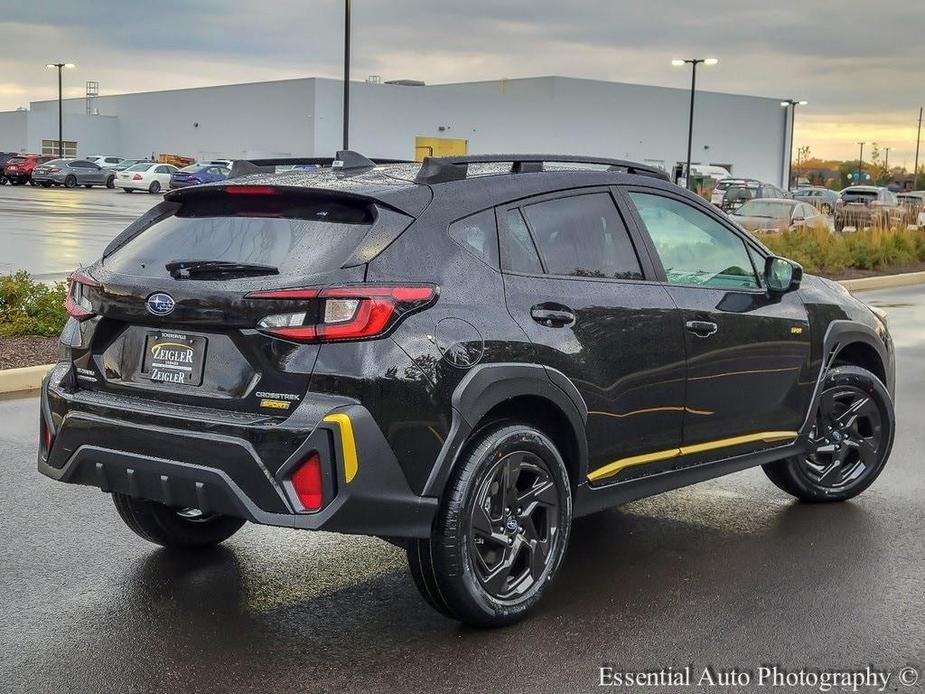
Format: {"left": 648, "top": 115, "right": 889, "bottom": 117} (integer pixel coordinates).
{"left": 831, "top": 430, "right": 843, "bottom": 442}
{"left": 504, "top": 517, "right": 519, "bottom": 533}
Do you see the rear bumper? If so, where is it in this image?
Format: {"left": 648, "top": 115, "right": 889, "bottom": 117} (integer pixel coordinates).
{"left": 38, "top": 363, "right": 437, "bottom": 538}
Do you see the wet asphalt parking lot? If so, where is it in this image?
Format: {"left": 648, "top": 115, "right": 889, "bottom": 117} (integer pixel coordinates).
{"left": 0, "top": 182, "right": 923, "bottom": 693}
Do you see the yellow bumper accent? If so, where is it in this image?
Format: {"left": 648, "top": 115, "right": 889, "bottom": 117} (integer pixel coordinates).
{"left": 323, "top": 413, "right": 358, "bottom": 484}
{"left": 586, "top": 431, "right": 798, "bottom": 483}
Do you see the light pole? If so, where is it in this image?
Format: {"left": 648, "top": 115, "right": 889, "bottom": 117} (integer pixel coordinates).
{"left": 672, "top": 57, "right": 718, "bottom": 190}
{"left": 857, "top": 142, "right": 865, "bottom": 184}
{"left": 914, "top": 107, "right": 922, "bottom": 190}
{"left": 780, "top": 99, "right": 807, "bottom": 189}
{"left": 342, "top": 0, "right": 351, "bottom": 151}
{"left": 45, "top": 63, "right": 75, "bottom": 158}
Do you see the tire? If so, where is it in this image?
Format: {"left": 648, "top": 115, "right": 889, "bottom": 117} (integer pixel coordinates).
{"left": 40, "top": 181, "right": 52, "bottom": 188}
{"left": 834, "top": 218, "right": 845, "bottom": 233}
{"left": 122, "top": 187, "right": 134, "bottom": 193}
{"left": 762, "top": 366, "right": 894, "bottom": 502}
{"left": 111, "top": 493, "right": 246, "bottom": 548}
{"left": 84, "top": 184, "right": 93, "bottom": 188}
{"left": 64, "top": 175, "right": 77, "bottom": 189}
{"left": 148, "top": 180, "right": 161, "bottom": 194}
{"left": 407, "top": 423, "right": 572, "bottom": 627}
{"left": 106, "top": 175, "right": 115, "bottom": 189}
{"left": 821, "top": 203, "right": 832, "bottom": 215}
{"left": 9, "top": 179, "right": 22, "bottom": 185}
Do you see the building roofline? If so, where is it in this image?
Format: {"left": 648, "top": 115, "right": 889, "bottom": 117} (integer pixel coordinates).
{"left": 25, "top": 73, "right": 783, "bottom": 109}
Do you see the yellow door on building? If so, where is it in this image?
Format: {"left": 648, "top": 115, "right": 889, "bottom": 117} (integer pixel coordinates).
{"left": 414, "top": 137, "right": 468, "bottom": 161}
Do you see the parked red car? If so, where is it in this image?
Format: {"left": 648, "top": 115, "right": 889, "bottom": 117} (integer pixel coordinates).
{"left": 3, "top": 154, "right": 54, "bottom": 185}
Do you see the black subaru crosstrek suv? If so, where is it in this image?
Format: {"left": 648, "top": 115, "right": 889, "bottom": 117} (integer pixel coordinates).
{"left": 39, "top": 152, "right": 896, "bottom": 627}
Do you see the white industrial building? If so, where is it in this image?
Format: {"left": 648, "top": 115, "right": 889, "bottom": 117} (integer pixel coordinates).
{"left": 0, "top": 75, "right": 793, "bottom": 185}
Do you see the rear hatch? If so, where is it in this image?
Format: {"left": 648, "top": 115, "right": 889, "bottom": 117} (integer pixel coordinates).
{"left": 69, "top": 186, "right": 413, "bottom": 416}
{"left": 841, "top": 190, "right": 877, "bottom": 206}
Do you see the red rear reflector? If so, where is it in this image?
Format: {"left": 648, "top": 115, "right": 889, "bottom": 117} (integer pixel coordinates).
{"left": 226, "top": 185, "right": 278, "bottom": 195}
{"left": 291, "top": 452, "right": 323, "bottom": 511}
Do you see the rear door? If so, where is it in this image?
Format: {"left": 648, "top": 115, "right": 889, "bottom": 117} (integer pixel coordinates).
{"left": 499, "top": 188, "right": 687, "bottom": 485}
{"left": 622, "top": 187, "right": 814, "bottom": 466}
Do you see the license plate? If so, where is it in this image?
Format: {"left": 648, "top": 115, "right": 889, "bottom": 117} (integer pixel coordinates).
{"left": 142, "top": 331, "right": 207, "bottom": 386}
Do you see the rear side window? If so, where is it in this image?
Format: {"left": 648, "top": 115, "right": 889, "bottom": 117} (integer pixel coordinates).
{"left": 499, "top": 209, "right": 543, "bottom": 274}
{"left": 448, "top": 209, "right": 499, "bottom": 268}
{"left": 104, "top": 193, "right": 374, "bottom": 279}
{"left": 521, "top": 192, "right": 643, "bottom": 280}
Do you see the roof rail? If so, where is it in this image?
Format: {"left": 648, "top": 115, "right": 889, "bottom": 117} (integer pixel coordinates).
{"left": 414, "top": 154, "right": 671, "bottom": 184}
{"left": 229, "top": 150, "right": 413, "bottom": 178}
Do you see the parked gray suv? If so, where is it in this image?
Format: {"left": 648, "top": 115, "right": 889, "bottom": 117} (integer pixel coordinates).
{"left": 31, "top": 159, "right": 117, "bottom": 189}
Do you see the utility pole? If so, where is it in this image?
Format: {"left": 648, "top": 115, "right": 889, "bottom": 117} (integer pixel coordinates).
{"left": 45, "top": 63, "right": 75, "bottom": 157}
{"left": 672, "top": 58, "right": 717, "bottom": 191}
{"left": 342, "top": 0, "right": 351, "bottom": 151}
{"left": 857, "top": 142, "right": 865, "bottom": 184}
{"left": 914, "top": 107, "right": 922, "bottom": 190}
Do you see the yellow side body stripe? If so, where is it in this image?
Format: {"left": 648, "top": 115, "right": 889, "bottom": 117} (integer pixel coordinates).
{"left": 323, "top": 413, "right": 358, "bottom": 484}
{"left": 586, "top": 431, "right": 798, "bottom": 483}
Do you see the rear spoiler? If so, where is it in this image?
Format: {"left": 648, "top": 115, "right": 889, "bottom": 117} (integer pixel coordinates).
{"left": 230, "top": 150, "right": 413, "bottom": 178}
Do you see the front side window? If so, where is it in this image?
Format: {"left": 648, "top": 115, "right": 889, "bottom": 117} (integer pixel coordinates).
{"left": 448, "top": 209, "right": 499, "bottom": 268}
{"left": 628, "top": 192, "right": 759, "bottom": 289}
{"left": 521, "top": 192, "right": 643, "bottom": 280}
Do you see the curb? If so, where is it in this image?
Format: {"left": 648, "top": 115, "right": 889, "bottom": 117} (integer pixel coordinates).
{"left": 0, "top": 364, "right": 50, "bottom": 395}
{"left": 1, "top": 271, "right": 924, "bottom": 396}
{"left": 839, "top": 270, "right": 925, "bottom": 293}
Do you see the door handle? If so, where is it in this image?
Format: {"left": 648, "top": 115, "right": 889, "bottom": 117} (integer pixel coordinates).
{"left": 685, "top": 320, "right": 718, "bottom": 337}
{"left": 531, "top": 304, "right": 576, "bottom": 328}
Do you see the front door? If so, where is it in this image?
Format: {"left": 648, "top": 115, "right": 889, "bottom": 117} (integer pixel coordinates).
{"left": 623, "top": 188, "right": 815, "bottom": 467}
{"left": 498, "top": 188, "right": 687, "bottom": 486}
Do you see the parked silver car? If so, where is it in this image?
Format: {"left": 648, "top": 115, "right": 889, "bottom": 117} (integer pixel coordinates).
{"left": 31, "top": 159, "right": 117, "bottom": 188}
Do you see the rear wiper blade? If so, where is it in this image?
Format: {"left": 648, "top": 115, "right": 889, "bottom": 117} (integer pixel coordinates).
{"left": 166, "top": 260, "right": 279, "bottom": 279}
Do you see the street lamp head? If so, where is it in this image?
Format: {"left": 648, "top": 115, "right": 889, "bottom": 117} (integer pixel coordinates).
{"left": 671, "top": 59, "right": 686, "bottom": 67}
{"left": 703, "top": 58, "right": 718, "bottom": 66}
{"left": 64, "top": 63, "right": 76, "bottom": 69}
{"left": 798, "top": 100, "right": 808, "bottom": 105}
{"left": 45, "top": 63, "right": 76, "bottom": 69}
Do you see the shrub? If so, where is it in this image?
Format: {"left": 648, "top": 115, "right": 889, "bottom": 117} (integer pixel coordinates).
{"left": 762, "top": 227, "right": 925, "bottom": 276}
{"left": 0, "top": 271, "right": 68, "bottom": 337}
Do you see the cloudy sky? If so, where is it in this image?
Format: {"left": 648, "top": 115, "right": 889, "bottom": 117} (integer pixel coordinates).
{"left": 1, "top": 0, "right": 922, "bottom": 164}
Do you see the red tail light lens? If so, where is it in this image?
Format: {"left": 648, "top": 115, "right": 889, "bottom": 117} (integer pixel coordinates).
{"left": 132, "top": 173, "right": 143, "bottom": 180}
{"left": 65, "top": 269, "right": 100, "bottom": 321}
{"left": 291, "top": 452, "right": 323, "bottom": 511}
{"left": 248, "top": 284, "right": 437, "bottom": 343}
{"left": 225, "top": 185, "right": 279, "bottom": 195}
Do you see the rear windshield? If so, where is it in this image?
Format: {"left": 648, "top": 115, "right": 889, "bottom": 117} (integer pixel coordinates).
{"left": 726, "top": 186, "right": 757, "bottom": 201}
{"left": 735, "top": 201, "right": 793, "bottom": 218}
{"left": 842, "top": 190, "right": 877, "bottom": 201}
{"left": 104, "top": 194, "right": 374, "bottom": 279}
{"left": 7, "top": 157, "right": 26, "bottom": 164}
{"left": 127, "top": 163, "right": 152, "bottom": 171}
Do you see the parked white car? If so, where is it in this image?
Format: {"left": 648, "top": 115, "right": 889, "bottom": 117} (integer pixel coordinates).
{"left": 115, "top": 162, "right": 178, "bottom": 194}
{"left": 85, "top": 155, "right": 125, "bottom": 169}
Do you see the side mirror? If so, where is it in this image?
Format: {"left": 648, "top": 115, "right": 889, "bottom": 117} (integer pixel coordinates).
{"left": 765, "top": 256, "right": 803, "bottom": 294}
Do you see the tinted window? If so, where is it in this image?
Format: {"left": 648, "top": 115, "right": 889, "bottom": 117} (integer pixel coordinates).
{"left": 104, "top": 195, "right": 373, "bottom": 280}
{"left": 448, "top": 209, "right": 499, "bottom": 268}
{"left": 628, "top": 192, "right": 759, "bottom": 289}
{"left": 499, "top": 209, "right": 543, "bottom": 274}
{"left": 521, "top": 193, "right": 642, "bottom": 280}
{"left": 71, "top": 160, "right": 93, "bottom": 168}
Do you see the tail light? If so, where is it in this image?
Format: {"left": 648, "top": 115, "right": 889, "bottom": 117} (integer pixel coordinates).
{"left": 132, "top": 173, "right": 143, "bottom": 180}
{"left": 40, "top": 415, "right": 55, "bottom": 459}
{"left": 248, "top": 284, "right": 437, "bottom": 343}
{"left": 65, "top": 269, "right": 99, "bottom": 320}
{"left": 291, "top": 452, "right": 323, "bottom": 511}
{"left": 48, "top": 167, "right": 60, "bottom": 173}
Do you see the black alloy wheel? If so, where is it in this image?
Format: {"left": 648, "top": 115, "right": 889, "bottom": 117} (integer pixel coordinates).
{"left": 407, "top": 423, "right": 572, "bottom": 627}
{"left": 802, "top": 383, "right": 884, "bottom": 490}
{"left": 64, "top": 175, "right": 77, "bottom": 189}
{"left": 762, "top": 366, "right": 894, "bottom": 501}
{"left": 468, "top": 451, "right": 561, "bottom": 600}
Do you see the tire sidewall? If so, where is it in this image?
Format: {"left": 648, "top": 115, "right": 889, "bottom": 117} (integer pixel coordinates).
{"left": 436, "top": 424, "right": 572, "bottom": 626}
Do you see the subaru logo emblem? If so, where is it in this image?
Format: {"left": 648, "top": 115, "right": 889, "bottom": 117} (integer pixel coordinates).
{"left": 146, "top": 292, "right": 175, "bottom": 316}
